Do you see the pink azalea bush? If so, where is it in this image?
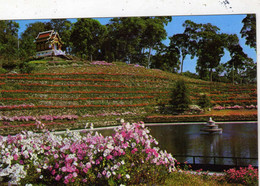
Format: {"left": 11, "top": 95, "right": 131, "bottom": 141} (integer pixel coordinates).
{"left": 213, "top": 105, "right": 257, "bottom": 110}
{"left": 224, "top": 165, "right": 258, "bottom": 185}
{"left": 0, "top": 115, "right": 78, "bottom": 122}
{"left": 0, "top": 121, "right": 176, "bottom": 185}
{"left": 91, "top": 61, "right": 114, "bottom": 66}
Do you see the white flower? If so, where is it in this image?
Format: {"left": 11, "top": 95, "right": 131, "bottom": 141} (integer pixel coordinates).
{"left": 126, "top": 174, "right": 130, "bottom": 179}
{"left": 106, "top": 171, "right": 111, "bottom": 178}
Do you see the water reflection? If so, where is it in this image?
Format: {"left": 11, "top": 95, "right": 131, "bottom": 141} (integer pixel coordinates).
{"left": 148, "top": 124, "right": 258, "bottom": 165}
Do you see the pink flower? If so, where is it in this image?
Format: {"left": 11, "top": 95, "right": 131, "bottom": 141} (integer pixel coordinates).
{"left": 61, "top": 166, "right": 67, "bottom": 172}
{"left": 67, "top": 174, "right": 73, "bottom": 179}
{"left": 86, "top": 162, "right": 91, "bottom": 169}
{"left": 55, "top": 162, "right": 59, "bottom": 169}
{"left": 82, "top": 178, "right": 87, "bottom": 183}
{"left": 83, "top": 167, "right": 88, "bottom": 173}
{"left": 106, "top": 155, "right": 113, "bottom": 160}
{"left": 73, "top": 172, "right": 78, "bottom": 177}
{"left": 96, "top": 160, "right": 100, "bottom": 165}
{"left": 64, "top": 179, "right": 69, "bottom": 184}
{"left": 55, "top": 174, "right": 62, "bottom": 181}
{"left": 13, "top": 154, "right": 18, "bottom": 161}
{"left": 51, "top": 170, "right": 56, "bottom": 175}
{"left": 131, "top": 148, "right": 138, "bottom": 154}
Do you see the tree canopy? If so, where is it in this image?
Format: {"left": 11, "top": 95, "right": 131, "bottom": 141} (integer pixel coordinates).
{"left": 0, "top": 20, "right": 19, "bottom": 61}
{"left": 240, "top": 14, "right": 256, "bottom": 50}
{"left": 70, "top": 18, "right": 106, "bottom": 61}
{"left": 0, "top": 16, "right": 256, "bottom": 84}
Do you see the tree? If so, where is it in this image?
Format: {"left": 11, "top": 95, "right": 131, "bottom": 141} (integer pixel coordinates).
{"left": 169, "top": 33, "right": 196, "bottom": 74}
{"left": 140, "top": 16, "right": 172, "bottom": 68}
{"left": 225, "top": 34, "right": 253, "bottom": 84}
{"left": 241, "top": 60, "right": 256, "bottom": 84}
{"left": 0, "top": 20, "right": 19, "bottom": 61}
{"left": 183, "top": 20, "right": 226, "bottom": 81}
{"left": 104, "top": 16, "right": 171, "bottom": 66}
{"left": 169, "top": 79, "right": 191, "bottom": 113}
{"left": 240, "top": 14, "right": 256, "bottom": 50}
{"left": 105, "top": 17, "right": 146, "bottom": 63}
{"left": 150, "top": 43, "right": 180, "bottom": 73}
{"left": 19, "top": 21, "right": 52, "bottom": 59}
{"left": 70, "top": 18, "right": 106, "bottom": 61}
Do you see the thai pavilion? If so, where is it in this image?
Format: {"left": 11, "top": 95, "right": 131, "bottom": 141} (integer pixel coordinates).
{"left": 35, "top": 30, "right": 66, "bottom": 57}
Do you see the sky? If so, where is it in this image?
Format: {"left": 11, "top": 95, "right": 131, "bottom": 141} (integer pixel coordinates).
{"left": 15, "top": 14, "right": 256, "bottom": 73}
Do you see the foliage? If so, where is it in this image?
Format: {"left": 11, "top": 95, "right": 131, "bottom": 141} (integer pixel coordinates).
{"left": 19, "top": 62, "right": 36, "bottom": 74}
{"left": 140, "top": 16, "right": 172, "bottom": 68}
{"left": 0, "top": 67, "right": 7, "bottom": 74}
{"left": 165, "top": 171, "right": 229, "bottom": 186}
{"left": 0, "top": 121, "right": 176, "bottom": 185}
{"left": 145, "top": 110, "right": 257, "bottom": 122}
{"left": 104, "top": 16, "right": 171, "bottom": 66}
{"left": 182, "top": 71, "right": 199, "bottom": 79}
{"left": 224, "top": 165, "right": 258, "bottom": 185}
{"left": 0, "top": 20, "right": 19, "bottom": 61}
{"left": 197, "top": 94, "right": 212, "bottom": 109}
{"left": 169, "top": 33, "right": 195, "bottom": 74}
{"left": 169, "top": 79, "right": 191, "bottom": 113}
{"left": 224, "top": 34, "right": 254, "bottom": 84}
{"left": 184, "top": 20, "right": 227, "bottom": 81}
{"left": 150, "top": 43, "right": 180, "bottom": 73}
{"left": 104, "top": 17, "right": 146, "bottom": 64}
{"left": 70, "top": 18, "right": 106, "bottom": 61}
{"left": 240, "top": 14, "right": 256, "bottom": 50}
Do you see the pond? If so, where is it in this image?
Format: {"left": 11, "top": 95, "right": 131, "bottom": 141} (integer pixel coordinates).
{"left": 98, "top": 123, "right": 258, "bottom": 166}
{"left": 148, "top": 123, "right": 258, "bottom": 166}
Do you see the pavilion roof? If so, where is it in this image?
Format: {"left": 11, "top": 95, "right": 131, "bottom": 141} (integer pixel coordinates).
{"left": 35, "top": 30, "right": 63, "bottom": 44}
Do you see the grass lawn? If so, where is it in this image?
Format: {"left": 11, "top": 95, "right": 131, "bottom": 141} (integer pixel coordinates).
{"left": 164, "top": 172, "right": 239, "bottom": 186}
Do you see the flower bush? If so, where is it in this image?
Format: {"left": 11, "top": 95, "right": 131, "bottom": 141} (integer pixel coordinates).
{"left": 224, "top": 165, "right": 258, "bottom": 185}
{"left": 0, "top": 121, "right": 176, "bottom": 185}
{"left": 0, "top": 115, "right": 78, "bottom": 122}
{"left": 213, "top": 105, "right": 257, "bottom": 110}
{"left": 91, "top": 61, "right": 115, "bottom": 66}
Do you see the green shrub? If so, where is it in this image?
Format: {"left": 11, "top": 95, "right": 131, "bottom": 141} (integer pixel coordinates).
{"left": 1, "top": 60, "right": 19, "bottom": 70}
{"left": 19, "top": 62, "right": 36, "bottom": 73}
{"left": 197, "top": 94, "right": 212, "bottom": 109}
{"left": 169, "top": 79, "right": 191, "bottom": 113}
{"left": 28, "top": 60, "right": 47, "bottom": 65}
{"left": 112, "top": 61, "right": 127, "bottom": 66}
{"left": 0, "top": 67, "right": 7, "bottom": 74}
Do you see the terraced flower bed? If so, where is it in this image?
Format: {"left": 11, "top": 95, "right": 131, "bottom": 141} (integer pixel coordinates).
{"left": 0, "top": 61, "right": 257, "bottom": 135}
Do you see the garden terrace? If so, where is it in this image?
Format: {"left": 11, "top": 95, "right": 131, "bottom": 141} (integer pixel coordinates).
{"left": 0, "top": 61, "right": 257, "bottom": 134}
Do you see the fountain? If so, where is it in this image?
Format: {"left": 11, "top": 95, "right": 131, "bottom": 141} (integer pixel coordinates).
{"left": 200, "top": 117, "right": 223, "bottom": 134}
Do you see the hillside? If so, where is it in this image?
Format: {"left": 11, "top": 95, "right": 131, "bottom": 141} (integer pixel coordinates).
{"left": 0, "top": 60, "right": 257, "bottom": 135}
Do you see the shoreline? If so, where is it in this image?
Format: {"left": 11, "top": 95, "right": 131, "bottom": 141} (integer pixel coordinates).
{"left": 51, "top": 120, "right": 258, "bottom": 135}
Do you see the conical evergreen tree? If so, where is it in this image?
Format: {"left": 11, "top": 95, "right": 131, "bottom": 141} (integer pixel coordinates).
{"left": 169, "top": 79, "right": 191, "bottom": 113}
